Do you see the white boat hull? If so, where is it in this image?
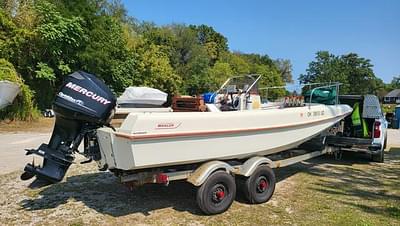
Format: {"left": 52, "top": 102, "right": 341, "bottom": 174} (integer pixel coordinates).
{"left": 97, "top": 104, "right": 352, "bottom": 171}
{"left": 0, "top": 81, "right": 20, "bottom": 110}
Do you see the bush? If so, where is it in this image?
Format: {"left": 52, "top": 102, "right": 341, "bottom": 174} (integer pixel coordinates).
{"left": 0, "top": 58, "right": 39, "bottom": 121}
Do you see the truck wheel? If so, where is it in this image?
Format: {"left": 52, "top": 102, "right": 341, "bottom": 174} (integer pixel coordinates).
{"left": 196, "top": 171, "right": 236, "bottom": 215}
{"left": 243, "top": 165, "right": 276, "bottom": 204}
{"left": 372, "top": 150, "right": 384, "bottom": 163}
{"left": 383, "top": 136, "right": 387, "bottom": 150}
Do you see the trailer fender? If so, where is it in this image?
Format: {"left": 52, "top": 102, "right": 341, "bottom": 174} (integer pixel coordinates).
{"left": 236, "top": 156, "right": 273, "bottom": 177}
{"left": 187, "top": 161, "right": 234, "bottom": 186}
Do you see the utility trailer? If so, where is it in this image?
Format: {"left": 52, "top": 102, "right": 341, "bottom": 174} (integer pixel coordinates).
{"left": 114, "top": 146, "right": 334, "bottom": 215}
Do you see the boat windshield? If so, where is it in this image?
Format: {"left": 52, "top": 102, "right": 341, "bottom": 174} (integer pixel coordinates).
{"left": 216, "top": 74, "right": 261, "bottom": 95}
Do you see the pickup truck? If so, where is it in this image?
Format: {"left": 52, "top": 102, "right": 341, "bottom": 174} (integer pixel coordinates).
{"left": 325, "top": 95, "right": 388, "bottom": 162}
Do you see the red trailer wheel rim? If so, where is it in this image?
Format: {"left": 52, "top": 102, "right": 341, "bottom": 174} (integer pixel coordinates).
{"left": 256, "top": 176, "right": 268, "bottom": 193}
{"left": 212, "top": 184, "right": 227, "bottom": 203}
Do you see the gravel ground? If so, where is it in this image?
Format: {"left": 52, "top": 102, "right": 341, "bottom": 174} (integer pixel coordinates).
{"left": 0, "top": 132, "right": 50, "bottom": 174}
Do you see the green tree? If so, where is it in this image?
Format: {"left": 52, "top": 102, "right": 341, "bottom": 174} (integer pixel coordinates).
{"left": 180, "top": 47, "right": 211, "bottom": 95}
{"left": 206, "top": 61, "right": 233, "bottom": 89}
{"left": 390, "top": 75, "right": 400, "bottom": 89}
{"left": 0, "top": 58, "right": 38, "bottom": 120}
{"left": 0, "top": 0, "right": 313, "bottom": 121}
{"left": 274, "top": 59, "right": 293, "bottom": 83}
{"left": 1, "top": 1, "right": 87, "bottom": 108}
{"left": 220, "top": 52, "right": 250, "bottom": 75}
{"left": 341, "top": 53, "right": 377, "bottom": 95}
{"left": 78, "top": 15, "right": 128, "bottom": 85}
{"left": 299, "top": 51, "right": 346, "bottom": 86}
{"left": 168, "top": 24, "right": 200, "bottom": 67}
{"left": 140, "top": 24, "right": 177, "bottom": 59}
{"left": 136, "top": 43, "right": 182, "bottom": 96}
{"left": 299, "top": 51, "right": 379, "bottom": 95}
{"left": 190, "top": 24, "right": 228, "bottom": 63}
{"left": 375, "top": 77, "right": 389, "bottom": 99}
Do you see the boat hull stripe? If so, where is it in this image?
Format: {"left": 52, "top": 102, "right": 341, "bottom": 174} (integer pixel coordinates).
{"left": 115, "top": 113, "right": 350, "bottom": 141}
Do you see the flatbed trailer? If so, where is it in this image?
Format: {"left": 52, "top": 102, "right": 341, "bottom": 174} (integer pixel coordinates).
{"left": 115, "top": 146, "right": 334, "bottom": 215}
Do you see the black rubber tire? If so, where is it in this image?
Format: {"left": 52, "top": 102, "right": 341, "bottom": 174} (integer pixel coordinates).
{"left": 383, "top": 136, "right": 387, "bottom": 150}
{"left": 372, "top": 134, "right": 386, "bottom": 163}
{"left": 243, "top": 165, "right": 276, "bottom": 204}
{"left": 372, "top": 149, "right": 384, "bottom": 163}
{"left": 196, "top": 171, "right": 236, "bottom": 215}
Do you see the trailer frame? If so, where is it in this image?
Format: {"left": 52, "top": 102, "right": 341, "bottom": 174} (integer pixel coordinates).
{"left": 118, "top": 146, "right": 335, "bottom": 214}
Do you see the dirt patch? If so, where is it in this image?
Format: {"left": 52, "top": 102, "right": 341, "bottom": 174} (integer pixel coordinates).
{"left": 0, "top": 117, "right": 54, "bottom": 133}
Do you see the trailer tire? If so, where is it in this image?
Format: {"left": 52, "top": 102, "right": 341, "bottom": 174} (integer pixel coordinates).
{"left": 243, "top": 165, "right": 275, "bottom": 204}
{"left": 196, "top": 171, "right": 236, "bottom": 215}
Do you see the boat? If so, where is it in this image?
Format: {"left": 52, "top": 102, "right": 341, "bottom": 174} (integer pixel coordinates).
{"left": 21, "top": 72, "right": 352, "bottom": 183}
{"left": 0, "top": 80, "right": 20, "bottom": 110}
{"left": 96, "top": 76, "right": 352, "bottom": 171}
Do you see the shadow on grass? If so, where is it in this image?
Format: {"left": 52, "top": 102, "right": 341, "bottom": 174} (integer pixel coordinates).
{"left": 304, "top": 147, "right": 400, "bottom": 219}
{"left": 339, "top": 200, "right": 400, "bottom": 219}
{"left": 274, "top": 150, "right": 376, "bottom": 183}
{"left": 20, "top": 172, "right": 203, "bottom": 216}
{"left": 19, "top": 148, "right": 400, "bottom": 217}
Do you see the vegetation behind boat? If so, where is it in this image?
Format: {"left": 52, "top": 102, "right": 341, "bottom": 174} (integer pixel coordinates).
{"left": 1, "top": 1, "right": 397, "bottom": 122}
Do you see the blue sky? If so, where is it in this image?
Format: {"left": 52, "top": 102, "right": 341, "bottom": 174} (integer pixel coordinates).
{"left": 122, "top": 0, "right": 399, "bottom": 83}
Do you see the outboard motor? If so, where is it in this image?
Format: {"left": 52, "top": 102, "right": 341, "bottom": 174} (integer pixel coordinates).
{"left": 21, "top": 71, "right": 116, "bottom": 183}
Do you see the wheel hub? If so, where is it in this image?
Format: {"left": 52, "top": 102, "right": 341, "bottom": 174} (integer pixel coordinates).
{"left": 212, "top": 184, "right": 226, "bottom": 203}
{"left": 216, "top": 190, "right": 225, "bottom": 199}
{"left": 256, "top": 177, "right": 268, "bottom": 193}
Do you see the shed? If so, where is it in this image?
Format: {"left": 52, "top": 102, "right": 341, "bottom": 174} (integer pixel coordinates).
{"left": 384, "top": 89, "right": 400, "bottom": 104}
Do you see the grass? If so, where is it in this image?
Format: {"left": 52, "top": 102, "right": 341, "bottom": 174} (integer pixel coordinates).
{"left": 69, "top": 220, "right": 85, "bottom": 226}
{"left": 0, "top": 147, "right": 399, "bottom": 225}
{"left": 0, "top": 117, "right": 54, "bottom": 133}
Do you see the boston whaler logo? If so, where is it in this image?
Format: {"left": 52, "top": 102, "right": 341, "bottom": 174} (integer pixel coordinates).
{"left": 156, "top": 122, "right": 181, "bottom": 129}
{"left": 65, "top": 82, "right": 111, "bottom": 105}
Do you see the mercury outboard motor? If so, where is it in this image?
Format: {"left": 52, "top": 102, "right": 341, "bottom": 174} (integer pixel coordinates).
{"left": 21, "top": 71, "right": 116, "bottom": 183}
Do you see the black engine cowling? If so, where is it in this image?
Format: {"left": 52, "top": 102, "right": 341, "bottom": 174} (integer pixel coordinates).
{"left": 54, "top": 71, "right": 116, "bottom": 124}
{"left": 21, "top": 71, "right": 116, "bottom": 183}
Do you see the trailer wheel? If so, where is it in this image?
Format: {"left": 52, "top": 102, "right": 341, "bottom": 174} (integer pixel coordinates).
{"left": 196, "top": 171, "right": 236, "bottom": 215}
{"left": 243, "top": 165, "right": 276, "bottom": 204}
